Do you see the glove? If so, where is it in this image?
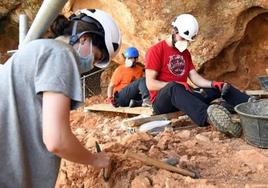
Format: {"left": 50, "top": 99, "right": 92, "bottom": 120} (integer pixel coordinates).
{"left": 176, "top": 81, "right": 192, "bottom": 93}
{"left": 211, "top": 81, "right": 225, "bottom": 91}
{"left": 106, "top": 97, "right": 119, "bottom": 107}
{"left": 105, "top": 97, "right": 114, "bottom": 104}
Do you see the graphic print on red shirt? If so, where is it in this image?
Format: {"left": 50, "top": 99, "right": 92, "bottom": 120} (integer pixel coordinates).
{"left": 168, "top": 54, "right": 186, "bottom": 76}
{"left": 145, "top": 40, "right": 195, "bottom": 103}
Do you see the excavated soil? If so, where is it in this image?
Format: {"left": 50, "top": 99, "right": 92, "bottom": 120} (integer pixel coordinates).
{"left": 55, "top": 96, "right": 268, "bottom": 188}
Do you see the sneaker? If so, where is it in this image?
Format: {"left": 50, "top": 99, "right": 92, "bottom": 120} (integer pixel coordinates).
{"left": 207, "top": 104, "right": 242, "bottom": 138}
{"left": 142, "top": 98, "right": 152, "bottom": 107}
{"left": 248, "top": 96, "right": 258, "bottom": 103}
{"left": 129, "top": 99, "right": 142, "bottom": 108}
{"left": 221, "top": 83, "right": 230, "bottom": 97}
{"left": 219, "top": 100, "right": 235, "bottom": 114}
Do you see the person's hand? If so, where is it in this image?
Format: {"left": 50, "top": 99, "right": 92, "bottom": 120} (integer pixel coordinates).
{"left": 175, "top": 81, "right": 192, "bottom": 93}
{"left": 105, "top": 97, "right": 113, "bottom": 104}
{"left": 91, "top": 152, "right": 110, "bottom": 169}
{"left": 211, "top": 81, "right": 225, "bottom": 91}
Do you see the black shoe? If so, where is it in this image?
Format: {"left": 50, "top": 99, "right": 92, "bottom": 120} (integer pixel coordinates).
{"left": 142, "top": 98, "right": 152, "bottom": 107}
{"left": 221, "top": 83, "right": 231, "bottom": 97}
{"left": 248, "top": 96, "right": 259, "bottom": 103}
{"left": 129, "top": 99, "right": 142, "bottom": 108}
{"left": 219, "top": 100, "right": 235, "bottom": 114}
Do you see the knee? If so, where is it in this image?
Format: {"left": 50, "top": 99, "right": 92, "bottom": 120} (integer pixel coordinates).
{"left": 139, "top": 77, "right": 146, "bottom": 84}
{"left": 158, "top": 82, "right": 186, "bottom": 98}
{"left": 168, "top": 82, "right": 186, "bottom": 92}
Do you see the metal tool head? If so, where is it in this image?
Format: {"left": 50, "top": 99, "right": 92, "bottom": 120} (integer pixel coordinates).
{"left": 95, "top": 141, "right": 102, "bottom": 152}
{"left": 95, "top": 141, "right": 111, "bottom": 182}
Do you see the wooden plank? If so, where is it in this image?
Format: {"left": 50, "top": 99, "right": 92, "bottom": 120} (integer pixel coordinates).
{"left": 245, "top": 90, "right": 268, "bottom": 96}
{"left": 84, "top": 103, "right": 153, "bottom": 116}
{"left": 122, "top": 111, "right": 184, "bottom": 127}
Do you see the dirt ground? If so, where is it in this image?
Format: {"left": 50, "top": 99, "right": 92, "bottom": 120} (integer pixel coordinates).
{"left": 55, "top": 96, "right": 268, "bottom": 188}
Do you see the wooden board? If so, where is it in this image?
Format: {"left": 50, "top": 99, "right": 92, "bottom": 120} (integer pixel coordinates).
{"left": 84, "top": 103, "right": 153, "bottom": 115}
{"left": 245, "top": 90, "right": 268, "bottom": 96}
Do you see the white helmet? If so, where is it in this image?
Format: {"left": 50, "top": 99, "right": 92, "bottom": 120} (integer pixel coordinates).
{"left": 171, "top": 14, "right": 199, "bottom": 41}
{"left": 70, "top": 9, "right": 122, "bottom": 68}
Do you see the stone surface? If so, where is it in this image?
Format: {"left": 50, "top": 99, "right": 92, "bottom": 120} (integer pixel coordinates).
{"left": 131, "top": 176, "right": 151, "bottom": 188}
{"left": 176, "top": 130, "right": 191, "bottom": 140}
{"left": 85, "top": 136, "right": 98, "bottom": 148}
{"left": 236, "top": 149, "right": 268, "bottom": 171}
{"left": 195, "top": 134, "right": 210, "bottom": 143}
{"left": 51, "top": 95, "right": 268, "bottom": 187}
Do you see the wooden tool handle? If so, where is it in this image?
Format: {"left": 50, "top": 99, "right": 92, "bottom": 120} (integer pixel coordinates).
{"left": 125, "top": 150, "right": 199, "bottom": 178}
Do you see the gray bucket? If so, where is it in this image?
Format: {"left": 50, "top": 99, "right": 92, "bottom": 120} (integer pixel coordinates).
{"left": 257, "top": 76, "right": 268, "bottom": 91}
{"left": 234, "top": 100, "right": 268, "bottom": 148}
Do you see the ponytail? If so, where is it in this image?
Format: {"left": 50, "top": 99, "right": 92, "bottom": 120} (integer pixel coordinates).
{"left": 50, "top": 13, "right": 106, "bottom": 54}
{"left": 50, "top": 15, "right": 72, "bottom": 38}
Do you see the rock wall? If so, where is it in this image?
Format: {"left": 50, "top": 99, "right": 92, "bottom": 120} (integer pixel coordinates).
{"left": 0, "top": 0, "right": 41, "bottom": 63}
{"left": 200, "top": 12, "right": 268, "bottom": 90}
{"left": 1, "top": 0, "right": 268, "bottom": 89}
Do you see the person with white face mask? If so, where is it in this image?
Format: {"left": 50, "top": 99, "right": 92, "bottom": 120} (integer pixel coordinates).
{"left": 0, "top": 9, "right": 121, "bottom": 187}
{"left": 145, "top": 14, "right": 251, "bottom": 138}
{"left": 76, "top": 39, "right": 94, "bottom": 73}
{"left": 106, "top": 47, "right": 151, "bottom": 107}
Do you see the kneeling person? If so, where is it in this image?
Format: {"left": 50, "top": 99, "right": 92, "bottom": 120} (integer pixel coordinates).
{"left": 107, "top": 47, "right": 150, "bottom": 107}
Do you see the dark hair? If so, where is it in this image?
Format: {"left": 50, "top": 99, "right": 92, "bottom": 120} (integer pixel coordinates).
{"left": 50, "top": 15, "right": 71, "bottom": 37}
{"left": 50, "top": 15, "right": 102, "bottom": 38}
{"left": 50, "top": 15, "right": 108, "bottom": 59}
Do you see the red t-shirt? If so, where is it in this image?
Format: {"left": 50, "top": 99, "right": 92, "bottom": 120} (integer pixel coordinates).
{"left": 145, "top": 40, "right": 195, "bottom": 103}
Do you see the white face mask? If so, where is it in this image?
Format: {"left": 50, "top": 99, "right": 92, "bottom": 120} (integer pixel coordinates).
{"left": 175, "top": 40, "right": 188, "bottom": 52}
{"left": 125, "top": 58, "right": 134, "bottom": 68}
{"left": 77, "top": 40, "right": 94, "bottom": 74}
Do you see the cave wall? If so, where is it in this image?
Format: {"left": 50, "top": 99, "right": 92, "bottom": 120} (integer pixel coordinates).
{"left": 1, "top": 0, "right": 268, "bottom": 90}
{"left": 0, "top": 0, "right": 42, "bottom": 63}
{"left": 200, "top": 13, "right": 268, "bottom": 90}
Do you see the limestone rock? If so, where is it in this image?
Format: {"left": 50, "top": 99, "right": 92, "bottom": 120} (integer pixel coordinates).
{"left": 176, "top": 130, "right": 191, "bottom": 140}
{"left": 131, "top": 176, "right": 151, "bottom": 188}
{"left": 195, "top": 134, "right": 210, "bottom": 143}
{"left": 236, "top": 149, "right": 268, "bottom": 171}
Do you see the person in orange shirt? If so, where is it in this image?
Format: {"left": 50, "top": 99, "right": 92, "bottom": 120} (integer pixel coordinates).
{"left": 106, "top": 47, "right": 150, "bottom": 107}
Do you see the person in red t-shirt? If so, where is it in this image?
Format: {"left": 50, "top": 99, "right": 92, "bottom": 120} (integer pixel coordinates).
{"left": 106, "top": 47, "right": 151, "bottom": 107}
{"left": 145, "top": 14, "right": 250, "bottom": 137}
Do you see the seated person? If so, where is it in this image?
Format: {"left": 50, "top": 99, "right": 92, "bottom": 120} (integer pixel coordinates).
{"left": 145, "top": 14, "right": 250, "bottom": 137}
{"left": 106, "top": 47, "right": 150, "bottom": 107}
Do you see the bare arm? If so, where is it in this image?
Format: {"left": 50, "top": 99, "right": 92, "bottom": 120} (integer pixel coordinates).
{"left": 107, "top": 82, "right": 114, "bottom": 98}
{"left": 145, "top": 69, "right": 168, "bottom": 91}
{"left": 189, "top": 69, "right": 212, "bottom": 88}
{"left": 42, "top": 92, "right": 109, "bottom": 168}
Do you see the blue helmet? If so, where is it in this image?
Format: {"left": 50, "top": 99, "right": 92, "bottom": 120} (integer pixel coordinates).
{"left": 123, "top": 47, "right": 139, "bottom": 58}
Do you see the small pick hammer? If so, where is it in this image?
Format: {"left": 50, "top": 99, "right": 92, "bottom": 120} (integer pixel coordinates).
{"left": 95, "top": 142, "right": 111, "bottom": 182}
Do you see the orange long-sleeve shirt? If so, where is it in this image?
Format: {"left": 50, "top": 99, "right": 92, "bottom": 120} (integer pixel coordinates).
{"left": 111, "top": 64, "right": 144, "bottom": 94}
